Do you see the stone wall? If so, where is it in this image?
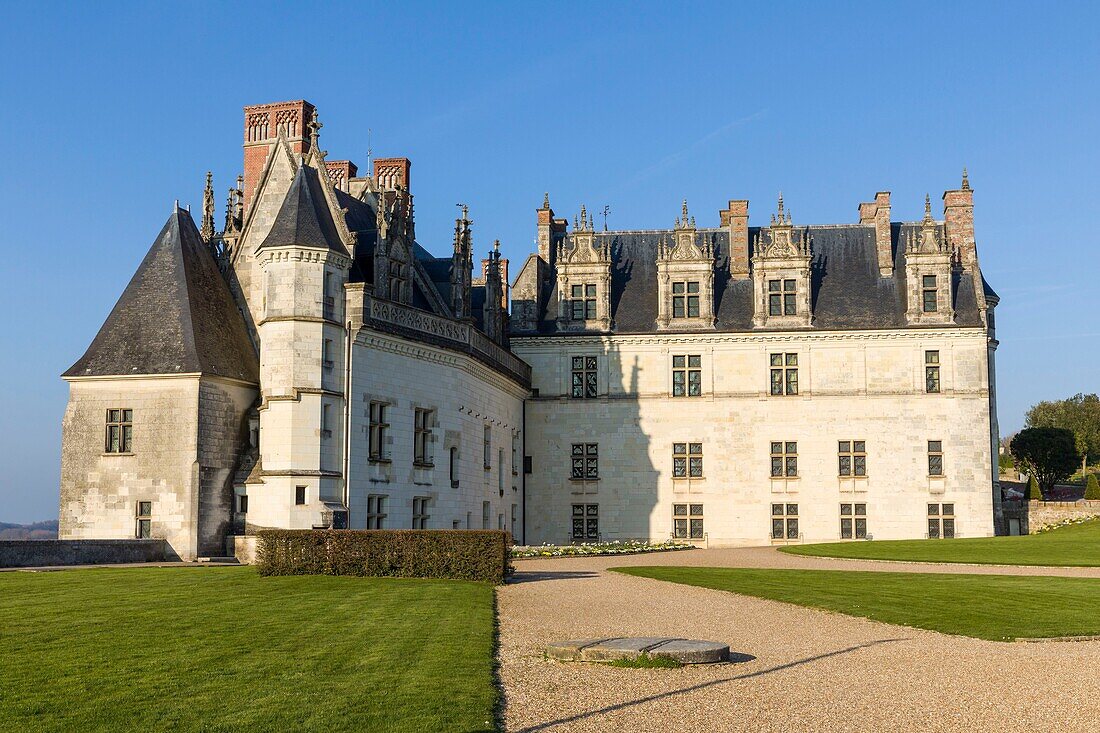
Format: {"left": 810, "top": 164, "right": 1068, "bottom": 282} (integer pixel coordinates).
{"left": 0, "top": 539, "right": 169, "bottom": 568}
{"left": 1027, "top": 500, "right": 1100, "bottom": 533}
{"left": 345, "top": 328, "right": 528, "bottom": 538}
{"left": 513, "top": 327, "right": 996, "bottom": 546}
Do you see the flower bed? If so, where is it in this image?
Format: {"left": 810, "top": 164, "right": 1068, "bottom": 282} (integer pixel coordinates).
{"left": 511, "top": 540, "right": 695, "bottom": 559}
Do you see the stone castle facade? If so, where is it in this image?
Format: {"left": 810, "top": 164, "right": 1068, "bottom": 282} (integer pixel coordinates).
{"left": 58, "top": 100, "right": 1000, "bottom": 559}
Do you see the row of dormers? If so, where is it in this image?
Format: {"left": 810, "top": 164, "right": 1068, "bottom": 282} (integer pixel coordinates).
{"left": 511, "top": 176, "right": 989, "bottom": 335}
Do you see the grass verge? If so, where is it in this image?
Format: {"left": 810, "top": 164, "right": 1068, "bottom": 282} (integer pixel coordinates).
{"left": 0, "top": 566, "right": 498, "bottom": 732}
{"left": 779, "top": 518, "right": 1100, "bottom": 566}
{"left": 613, "top": 565, "right": 1100, "bottom": 641}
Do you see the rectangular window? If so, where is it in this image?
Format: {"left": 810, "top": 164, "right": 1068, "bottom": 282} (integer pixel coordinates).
{"left": 483, "top": 425, "right": 491, "bottom": 469}
{"left": 928, "top": 503, "right": 955, "bottom": 539}
{"left": 571, "top": 443, "right": 599, "bottom": 480}
{"left": 412, "top": 497, "right": 430, "bottom": 529}
{"left": 769, "top": 353, "right": 799, "bottom": 396}
{"left": 482, "top": 501, "right": 491, "bottom": 530}
{"left": 672, "top": 503, "right": 705, "bottom": 539}
{"left": 449, "top": 446, "right": 459, "bottom": 488}
{"left": 838, "top": 440, "right": 867, "bottom": 477}
{"left": 295, "top": 485, "right": 307, "bottom": 505}
{"left": 366, "top": 495, "right": 387, "bottom": 529}
{"left": 770, "top": 441, "right": 798, "bottom": 477}
{"left": 571, "top": 503, "right": 599, "bottom": 540}
{"left": 369, "top": 401, "right": 388, "bottom": 460}
{"left": 323, "top": 272, "right": 335, "bottom": 319}
{"left": 928, "top": 440, "right": 944, "bottom": 477}
{"left": 922, "top": 274, "right": 938, "bottom": 313}
{"left": 512, "top": 433, "right": 519, "bottom": 476}
{"left": 925, "top": 350, "right": 941, "bottom": 393}
{"left": 840, "top": 503, "right": 868, "bottom": 539}
{"left": 672, "top": 281, "right": 700, "bottom": 318}
{"left": 768, "top": 279, "right": 798, "bottom": 316}
{"left": 672, "top": 442, "right": 703, "bottom": 478}
{"left": 135, "top": 501, "right": 151, "bottom": 539}
{"left": 771, "top": 503, "right": 799, "bottom": 540}
{"left": 672, "top": 355, "right": 702, "bottom": 397}
{"left": 511, "top": 503, "right": 517, "bottom": 530}
{"left": 105, "top": 408, "right": 133, "bottom": 453}
{"left": 321, "top": 403, "right": 332, "bottom": 438}
{"left": 238, "top": 495, "right": 248, "bottom": 514}
{"left": 323, "top": 338, "right": 334, "bottom": 369}
{"left": 570, "top": 283, "right": 597, "bottom": 321}
{"left": 571, "top": 355, "right": 598, "bottom": 398}
{"left": 414, "top": 408, "right": 433, "bottom": 466}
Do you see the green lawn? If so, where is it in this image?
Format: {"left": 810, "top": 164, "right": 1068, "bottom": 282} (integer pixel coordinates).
{"left": 0, "top": 567, "right": 497, "bottom": 733}
{"left": 779, "top": 518, "right": 1100, "bottom": 566}
{"left": 613, "top": 566, "right": 1100, "bottom": 641}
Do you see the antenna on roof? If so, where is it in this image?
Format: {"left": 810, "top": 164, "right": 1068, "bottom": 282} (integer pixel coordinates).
{"left": 601, "top": 205, "right": 610, "bottom": 231}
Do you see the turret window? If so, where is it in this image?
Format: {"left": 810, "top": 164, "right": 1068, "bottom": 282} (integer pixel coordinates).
{"left": 570, "top": 284, "right": 597, "bottom": 321}
{"left": 105, "top": 409, "right": 133, "bottom": 453}
{"left": 672, "top": 281, "right": 700, "bottom": 318}
{"left": 768, "top": 279, "right": 797, "bottom": 316}
{"left": 369, "top": 402, "right": 389, "bottom": 461}
{"left": 922, "top": 275, "right": 938, "bottom": 312}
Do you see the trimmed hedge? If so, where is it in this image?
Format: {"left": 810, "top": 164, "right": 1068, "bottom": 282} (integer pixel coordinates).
{"left": 256, "top": 529, "right": 511, "bottom": 584}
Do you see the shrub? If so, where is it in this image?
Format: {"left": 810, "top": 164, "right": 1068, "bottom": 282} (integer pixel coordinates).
{"left": 256, "top": 530, "right": 511, "bottom": 584}
{"left": 1027, "top": 475, "right": 1042, "bottom": 501}
{"left": 1086, "top": 474, "right": 1100, "bottom": 500}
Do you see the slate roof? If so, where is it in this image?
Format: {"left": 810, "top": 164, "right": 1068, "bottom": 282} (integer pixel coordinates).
{"left": 64, "top": 209, "right": 260, "bottom": 382}
{"left": 529, "top": 223, "right": 988, "bottom": 334}
{"left": 257, "top": 165, "right": 348, "bottom": 254}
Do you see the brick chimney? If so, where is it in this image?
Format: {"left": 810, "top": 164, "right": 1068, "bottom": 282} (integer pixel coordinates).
{"left": 943, "top": 170, "right": 975, "bottom": 268}
{"left": 242, "top": 100, "right": 315, "bottom": 213}
{"left": 720, "top": 200, "right": 750, "bottom": 278}
{"left": 858, "top": 191, "right": 892, "bottom": 276}
{"left": 373, "top": 157, "right": 411, "bottom": 191}
{"left": 324, "top": 160, "right": 358, "bottom": 192}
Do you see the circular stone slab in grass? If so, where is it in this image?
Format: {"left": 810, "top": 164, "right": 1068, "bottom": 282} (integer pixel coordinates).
{"left": 546, "top": 637, "right": 730, "bottom": 664}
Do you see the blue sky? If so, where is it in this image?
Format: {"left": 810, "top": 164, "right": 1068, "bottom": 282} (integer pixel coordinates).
{"left": 1, "top": 1, "right": 1097, "bottom": 522}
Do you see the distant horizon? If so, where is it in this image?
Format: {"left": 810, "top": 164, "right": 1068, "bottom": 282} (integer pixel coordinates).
{"left": 1, "top": 1, "right": 1097, "bottom": 523}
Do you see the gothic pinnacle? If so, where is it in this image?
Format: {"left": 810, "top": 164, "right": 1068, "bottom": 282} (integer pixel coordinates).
{"left": 961, "top": 167, "right": 970, "bottom": 190}
{"left": 308, "top": 108, "right": 322, "bottom": 151}
{"left": 924, "top": 194, "right": 933, "bottom": 221}
{"left": 200, "top": 171, "right": 216, "bottom": 242}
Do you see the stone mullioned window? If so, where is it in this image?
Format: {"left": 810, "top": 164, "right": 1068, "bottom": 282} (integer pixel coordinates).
{"left": 105, "top": 408, "right": 133, "bottom": 454}
{"left": 672, "top": 355, "right": 701, "bottom": 397}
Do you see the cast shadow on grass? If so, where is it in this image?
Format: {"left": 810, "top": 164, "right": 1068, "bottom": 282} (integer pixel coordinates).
{"left": 512, "top": 637, "right": 906, "bottom": 733}
{"left": 506, "top": 570, "right": 601, "bottom": 584}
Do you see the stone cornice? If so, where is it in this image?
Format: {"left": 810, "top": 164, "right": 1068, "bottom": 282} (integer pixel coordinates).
{"left": 511, "top": 327, "right": 988, "bottom": 349}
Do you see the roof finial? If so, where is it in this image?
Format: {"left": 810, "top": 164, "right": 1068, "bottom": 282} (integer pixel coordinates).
{"left": 777, "top": 191, "right": 784, "bottom": 217}
{"left": 681, "top": 198, "right": 689, "bottom": 224}
{"left": 200, "top": 171, "right": 216, "bottom": 243}
{"left": 542, "top": 192, "right": 550, "bottom": 209}
{"left": 308, "top": 108, "right": 322, "bottom": 151}
{"left": 924, "top": 193, "right": 933, "bottom": 222}
{"left": 961, "top": 167, "right": 970, "bottom": 190}
{"left": 493, "top": 239, "right": 500, "bottom": 254}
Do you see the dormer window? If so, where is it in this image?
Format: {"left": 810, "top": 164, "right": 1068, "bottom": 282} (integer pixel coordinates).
{"left": 672, "top": 282, "right": 700, "bottom": 318}
{"left": 922, "top": 275, "right": 938, "bottom": 312}
{"left": 570, "top": 284, "right": 597, "bottom": 321}
{"left": 768, "top": 279, "right": 797, "bottom": 316}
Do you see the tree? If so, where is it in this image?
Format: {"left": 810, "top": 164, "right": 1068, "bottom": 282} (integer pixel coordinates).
{"left": 1026, "top": 475, "right": 1042, "bottom": 501}
{"left": 1010, "top": 427, "right": 1080, "bottom": 498}
{"left": 1026, "top": 393, "right": 1100, "bottom": 473}
{"left": 1086, "top": 474, "right": 1100, "bottom": 501}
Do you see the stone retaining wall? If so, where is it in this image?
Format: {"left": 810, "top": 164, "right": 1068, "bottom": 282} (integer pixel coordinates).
{"left": 229, "top": 535, "right": 259, "bottom": 564}
{"left": 0, "top": 539, "right": 170, "bottom": 568}
{"left": 1027, "top": 500, "right": 1100, "bottom": 533}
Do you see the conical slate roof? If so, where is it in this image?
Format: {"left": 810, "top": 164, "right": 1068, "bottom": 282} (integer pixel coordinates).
{"left": 257, "top": 164, "right": 347, "bottom": 253}
{"left": 64, "top": 208, "right": 260, "bottom": 382}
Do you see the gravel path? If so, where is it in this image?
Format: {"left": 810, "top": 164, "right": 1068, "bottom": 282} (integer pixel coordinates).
{"left": 498, "top": 547, "right": 1100, "bottom": 732}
